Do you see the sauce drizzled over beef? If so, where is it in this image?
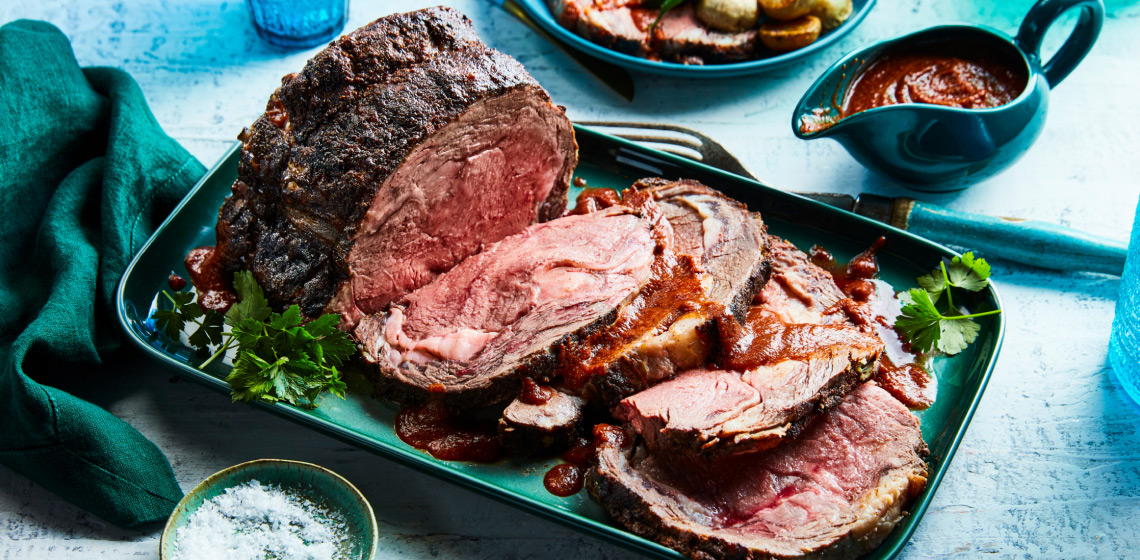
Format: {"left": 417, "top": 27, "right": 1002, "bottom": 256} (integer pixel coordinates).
{"left": 518, "top": 378, "right": 554, "bottom": 406}
{"left": 184, "top": 246, "right": 237, "bottom": 313}
{"left": 395, "top": 403, "right": 504, "bottom": 463}
{"left": 811, "top": 238, "right": 935, "bottom": 409}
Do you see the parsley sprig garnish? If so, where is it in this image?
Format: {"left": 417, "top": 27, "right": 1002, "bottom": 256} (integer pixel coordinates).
{"left": 153, "top": 271, "right": 354, "bottom": 408}
{"left": 894, "top": 252, "right": 1002, "bottom": 356}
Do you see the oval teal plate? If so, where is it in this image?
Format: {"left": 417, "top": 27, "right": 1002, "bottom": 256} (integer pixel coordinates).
{"left": 508, "top": 0, "right": 876, "bottom": 77}
{"left": 119, "top": 125, "right": 1004, "bottom": 560}
{"left": 160, "top": 459, "right": 378, "bottom": 560}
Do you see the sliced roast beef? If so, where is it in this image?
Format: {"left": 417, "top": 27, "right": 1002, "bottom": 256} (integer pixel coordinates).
{"left": 653, "top": 5, "right": 760, "bottom": 65}
{"left": 355, "top": 203, "right": 665, "bottom": 408}
{"left": 635, "top": 178, "right": 769, "bottom": 319}
{"left": 615, "top": 307, "right": 883, "bottom": 457}
{"left": 213, "top": 7, "right": 576, "bottom": 324}
{"left": 561, "top": 181, "right": 770, "bottom": 407}
{"left": 756, "top": 236, "right": 851, "bottom": 325}
{"left": 589, "top": 383, "right": 928, "bottom": 560}
{"left": 549, "top": 0, "right": 654, "bottom": 58}
{"left": 498, "top": 381, "right": 585, "bottom": 454}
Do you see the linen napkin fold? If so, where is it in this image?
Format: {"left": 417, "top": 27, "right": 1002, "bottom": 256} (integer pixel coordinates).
{"left": 0, "top": 20, "right": 204, "bottom": 528}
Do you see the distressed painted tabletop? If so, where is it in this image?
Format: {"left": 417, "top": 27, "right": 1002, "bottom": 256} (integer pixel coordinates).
{"left": 3, "top": 1, "right": 1140, "bottom": 558}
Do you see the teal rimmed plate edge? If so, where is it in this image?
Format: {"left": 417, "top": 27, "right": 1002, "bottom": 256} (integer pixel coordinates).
{"left": 508, "top": 0, "right": 876, "bottom": 78}
{"left": 159, "top": 458, "right": 379, "bottom": 559}
{"left": 117, "top": 124, "right": 1005, "bottom": 560}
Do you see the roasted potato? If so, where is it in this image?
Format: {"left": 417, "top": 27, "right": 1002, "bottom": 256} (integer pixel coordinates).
{"left": 759, "top": 15, "right": 822, "bottom": 52}
{"left": 811, "top": 0, "right": 853, "bottom": 30}
{"left": 758, "top": 0, "right": 815, "bottom": 20}
{"left": 695, "top": 0, "right": 759, "bottom": 32}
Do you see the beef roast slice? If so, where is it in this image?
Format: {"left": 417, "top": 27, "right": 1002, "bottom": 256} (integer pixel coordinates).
{"left": 756, "top": 236, "right": 855, "bottom": 325}
{"left": 355, "top": 204, "right": 665, "bottom": 408}
{"left": 498, "top": 388, "right": 585, "bottom": 454}
{"left": 549, "top": 0, "right": 654, "bottom": 58}
{"left": 616, "top": 306, "right": 884, "bottom": 457}
{"left": 590, "top": 383, "right": 928, "bottom": 560}
{"left": 635, "top": 178, "right": 769, "bottom": 319}
{"left": 214, "top": 7, "right": 576, "bottom": 324}
{"left": 653, "top": 5, "right": 760, "bottom": 65}
{"left": 564, "top": 181, "right": 770, "bottom": 407}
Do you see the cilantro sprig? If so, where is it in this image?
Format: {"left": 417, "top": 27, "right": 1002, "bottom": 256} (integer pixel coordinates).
{"left": 153, "top": 271, "right": 354, "bottom": 409}
{"left": 894, "top": 252, "right": 1002, "bottom": 356}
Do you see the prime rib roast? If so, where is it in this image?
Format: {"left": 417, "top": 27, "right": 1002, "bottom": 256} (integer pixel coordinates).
{"left": 197, "top": 8, "right": 931, "bottom": 559}
{"left": 212, "top": 6, "right": 576, "bottom": 326}
{"left": 590, "top": 383, "right": 929, "bottom": 560}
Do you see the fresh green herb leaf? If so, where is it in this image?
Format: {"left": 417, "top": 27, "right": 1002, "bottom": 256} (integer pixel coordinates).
{"left": 225, "top": 270, "right": 271, "bottom": 325}
{"left": 894, "top": 252, "right": 1000, "bottom": 356}
{"left": 945, "top": 252, "right": 991, "bottom": 292}
{"left": 152, "top": 271, "right": 353, "bottom": 409}
{"left": 651, "top": 0, "right": 688, "bottom": 30}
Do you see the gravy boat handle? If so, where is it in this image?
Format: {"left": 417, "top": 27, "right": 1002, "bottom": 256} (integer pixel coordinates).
{"left": 1015, "top": 0, "right": 1104, "bottom": 87}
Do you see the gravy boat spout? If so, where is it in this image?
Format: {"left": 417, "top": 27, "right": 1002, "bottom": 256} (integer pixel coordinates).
{"left": 792, "top": 0, "right": 1103, "bottom": 192}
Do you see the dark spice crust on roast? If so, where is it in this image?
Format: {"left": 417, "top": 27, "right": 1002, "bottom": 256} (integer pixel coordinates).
{"left": 214, "top": 7, "right": 572, "bottom": 317}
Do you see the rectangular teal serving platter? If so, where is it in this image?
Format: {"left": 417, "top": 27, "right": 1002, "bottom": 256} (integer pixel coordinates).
{"left": 118, "top": 125, "right": 1004, "bottom": 560}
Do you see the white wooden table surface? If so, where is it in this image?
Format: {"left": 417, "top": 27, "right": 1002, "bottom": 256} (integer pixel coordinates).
{"left": 3, "top": 1, "right": 1140, "bottom": 558}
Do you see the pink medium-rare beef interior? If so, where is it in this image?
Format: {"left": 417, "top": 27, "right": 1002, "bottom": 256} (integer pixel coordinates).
{"left": 590, "top": 383, "right": 928, "bottom": 559}
{"left": 355, "top": 204, "right": 665, "bottom": 407}
{"left": 379, "top": 206, "right": 656, "bottom": 364}
{"left": 332, "top": 89, "right": 576, "bottom": 325}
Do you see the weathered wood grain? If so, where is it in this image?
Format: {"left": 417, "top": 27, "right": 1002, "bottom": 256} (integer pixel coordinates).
{"left": 2, "top": 0, "right": 1139, "bottom": 558}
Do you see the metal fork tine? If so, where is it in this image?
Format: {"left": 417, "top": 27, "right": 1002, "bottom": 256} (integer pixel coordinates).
{"left": 575, "top": 121, "right": 757, "bottom": 180}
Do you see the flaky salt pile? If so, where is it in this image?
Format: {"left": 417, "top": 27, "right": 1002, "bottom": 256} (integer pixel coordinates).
{"left": 173, "top": 480, "right": 348, "bottom": 560}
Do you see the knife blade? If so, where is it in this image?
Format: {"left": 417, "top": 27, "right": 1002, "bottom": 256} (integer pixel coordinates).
{"left": 489, "top": 0, "right": 636, "bottom": 101}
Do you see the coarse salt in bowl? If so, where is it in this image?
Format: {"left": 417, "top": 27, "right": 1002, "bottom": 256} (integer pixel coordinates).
{"left": 160, "top": 459, "right": 377, "bottom": 560}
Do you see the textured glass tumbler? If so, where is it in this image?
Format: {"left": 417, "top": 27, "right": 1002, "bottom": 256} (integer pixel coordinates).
{"left": 247, "top": 0, "right": 348, "bottom": 49}
{"left": 1110, "top": 196, "right": 1140, "bottom": 406}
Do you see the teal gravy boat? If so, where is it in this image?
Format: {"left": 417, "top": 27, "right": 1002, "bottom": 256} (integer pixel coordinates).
{"left": 793, "top": 0, "right": 1104, "bottom": 191}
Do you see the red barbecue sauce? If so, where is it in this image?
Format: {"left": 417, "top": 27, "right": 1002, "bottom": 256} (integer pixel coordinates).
{"left": 518, "top": 378, "right": 554, "bottom": 406}
{"left": 544, "top": 424, "right": 627, "bottom": 497}
{"left": 567, "top": 188, "right": 622, "bottom": 216}
{"left": 811, "top": 238, "right": 935, "bottom": 409}
{"left": 395, "top": 404, "right": 504, "bottom": 463}
{"left": 184, "top": 246, "right": 237, "bottom": 312}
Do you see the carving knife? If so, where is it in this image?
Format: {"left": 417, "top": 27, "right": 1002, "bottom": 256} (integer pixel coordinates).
{"left": 577, "top": 121, "right": 1127, "bottom": 275}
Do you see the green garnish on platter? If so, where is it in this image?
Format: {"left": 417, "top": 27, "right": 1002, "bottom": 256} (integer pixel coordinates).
{"left": 153, "top": 271, "right": 354, "bottom": 409}
{"left": 894, "top": 252, "right": 1002, "bottom": 356}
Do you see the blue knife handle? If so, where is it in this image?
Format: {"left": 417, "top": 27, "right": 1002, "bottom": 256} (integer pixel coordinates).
{"left": 903, "top": 200, "right": 1127, "bottom": 276}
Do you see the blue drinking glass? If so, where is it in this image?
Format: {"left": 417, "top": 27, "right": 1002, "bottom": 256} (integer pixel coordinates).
{"left": 247, "top": 0, "right": 349, "bottom": 49}
{"left": 1110, "top": 196, "right": 1140, "bottom": 406}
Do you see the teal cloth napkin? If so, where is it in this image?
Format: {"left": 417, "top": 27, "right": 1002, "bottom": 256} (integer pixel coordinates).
{"left": 0, "top": 20, "right": 204, "bottom": 527}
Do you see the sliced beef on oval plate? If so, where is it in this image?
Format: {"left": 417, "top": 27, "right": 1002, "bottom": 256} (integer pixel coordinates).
{"left": 213, "top": 7, "right": 576, "bottom": 326}
{"left": 549, "top": 0, "right": 656, "bottom": 58}
{"left": 590, "top": 383, "right": 929, "bottom": 560}
{"left": 615, "top": 306, "right": 883, "bottom": 457}
{"left": 355, "top": 203, "right": 668, "bottom": 409}
{"left": 652, "top": 5, "right": 761, "bottom": 65}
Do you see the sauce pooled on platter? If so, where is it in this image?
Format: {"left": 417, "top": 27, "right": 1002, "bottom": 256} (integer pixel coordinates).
{"left": 841, "top": 44, "right": 1027, "bottom": 116}
{"left": 395, "top": 403, "right": 505, "bottom": 463}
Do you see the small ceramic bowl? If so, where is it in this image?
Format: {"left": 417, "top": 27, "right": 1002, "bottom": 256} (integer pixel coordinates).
{"left": 792, "top": 0, "right": 1104, "bottom": 191}
{"left": 160, "top": 459, "right": 378, "bottom": 560}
